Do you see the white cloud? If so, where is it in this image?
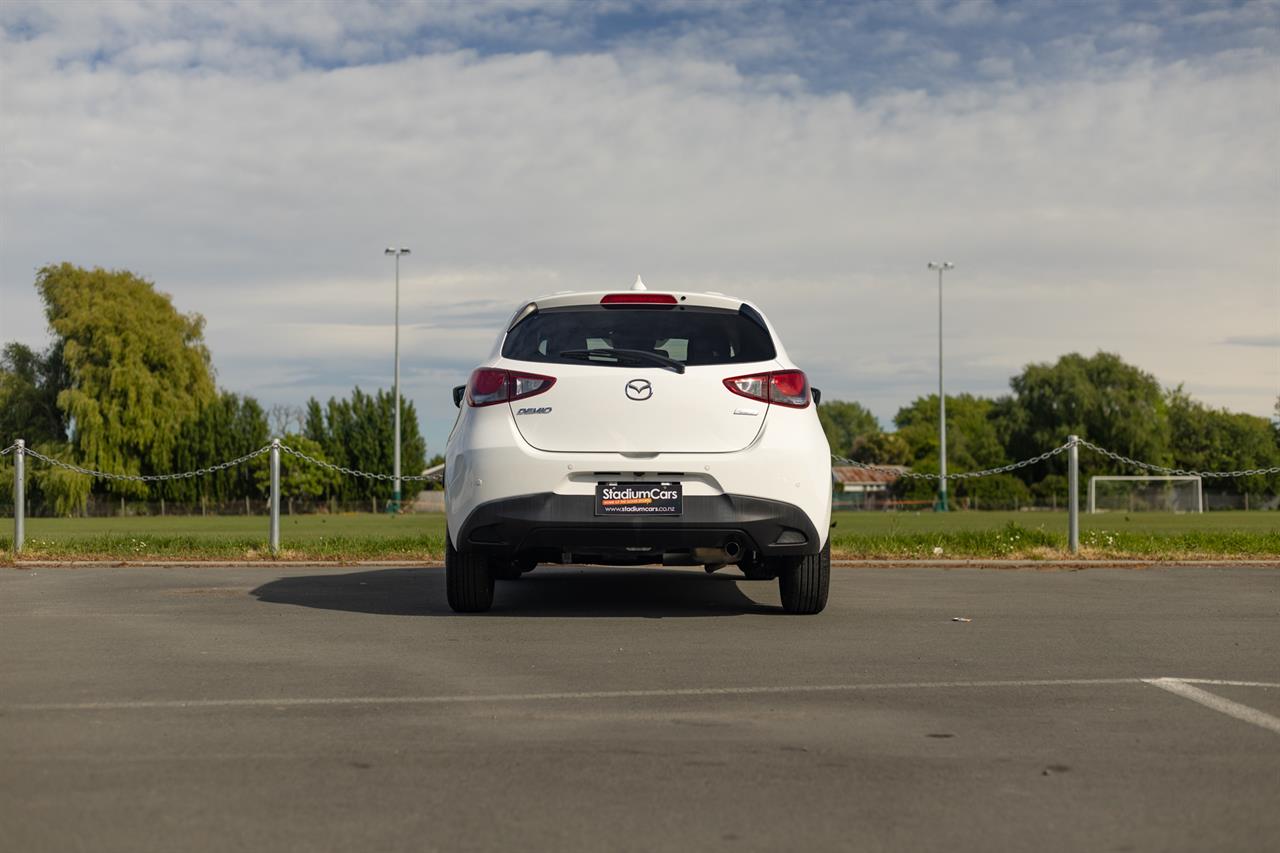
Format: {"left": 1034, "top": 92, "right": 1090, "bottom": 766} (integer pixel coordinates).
{"left": 1, "top": 1, "right": 1277, "bottom": 452}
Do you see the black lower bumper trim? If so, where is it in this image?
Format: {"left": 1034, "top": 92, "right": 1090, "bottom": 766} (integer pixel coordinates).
{"left": 457, "top": 493, "right": 821, "bottom": 559}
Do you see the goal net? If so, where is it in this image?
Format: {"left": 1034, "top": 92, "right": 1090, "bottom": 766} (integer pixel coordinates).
{"left": 1088, "top": 476, "right": 1203, "bottom": 513}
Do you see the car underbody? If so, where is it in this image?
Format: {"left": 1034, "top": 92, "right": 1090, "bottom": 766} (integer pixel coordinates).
{"left": 457, "top": 492, "right": 821, "bottom": 568}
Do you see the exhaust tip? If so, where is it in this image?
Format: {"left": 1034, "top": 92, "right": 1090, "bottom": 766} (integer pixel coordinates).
{"left": 724, "top": 540, "right": 742, "bottom": 559}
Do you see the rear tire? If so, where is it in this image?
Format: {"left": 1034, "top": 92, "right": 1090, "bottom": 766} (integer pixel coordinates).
{"left": 777, "top": 539, "right": 829, "bottom": 615}
{"left": 446, "top": 534, "right": 494, "bottom": 612}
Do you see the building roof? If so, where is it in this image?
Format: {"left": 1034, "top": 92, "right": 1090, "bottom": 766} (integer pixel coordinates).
{"left": 832, "top": 465, "right": 909, "bottom": 485}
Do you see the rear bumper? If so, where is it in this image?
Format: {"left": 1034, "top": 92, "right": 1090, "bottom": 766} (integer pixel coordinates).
{"left": 457, "top": 493, "right": 822, "bottom": 563}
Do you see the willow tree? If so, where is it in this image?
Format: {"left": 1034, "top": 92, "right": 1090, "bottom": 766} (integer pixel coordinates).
{"left": 36, "top": 263, "right": 216, "bottom": 495}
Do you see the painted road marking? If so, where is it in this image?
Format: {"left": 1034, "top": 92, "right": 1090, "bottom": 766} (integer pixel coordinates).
{"left": 1167, "top": 679, "right": 1280, "bottom": 688}
{"left": 1144, "top": 678, "right": 1280, "bottom": 736}
{"left": 8, "top": 677, "right": 1277, "bottom": 716}
{"left": 0, "top": 677, "right": 1178, "bottom": 712}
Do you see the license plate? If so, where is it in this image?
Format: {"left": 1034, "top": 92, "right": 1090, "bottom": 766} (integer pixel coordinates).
{"left": 595, "top": 482, "right": 683, "bottom": 516}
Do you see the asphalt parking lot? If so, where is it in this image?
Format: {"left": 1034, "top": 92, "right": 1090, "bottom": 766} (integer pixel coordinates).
{"left": 2, "top": 563, "right": 1277, "bottom": 853}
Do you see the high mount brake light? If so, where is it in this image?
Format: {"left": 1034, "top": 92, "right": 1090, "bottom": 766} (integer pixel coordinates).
{"left": 467, "top": 368, "right": 556, "bottom": 407}
{"left": 723, "top": 370, "right": 810, "bottom": 408}
{"left": 600, "top": 293, "right": 679, "bottom": 305}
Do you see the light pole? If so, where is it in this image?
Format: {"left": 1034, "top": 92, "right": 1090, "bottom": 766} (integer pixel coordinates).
{"left": 385, "top": 247, "right": 410, "bottom": 512}
{"left": 927, "top": 261, "right": 954, "bottom": 512}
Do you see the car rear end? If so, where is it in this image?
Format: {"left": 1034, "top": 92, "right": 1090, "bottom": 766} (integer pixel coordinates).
{"left": 444, "top": 289, "right": 832, "bottom": 578}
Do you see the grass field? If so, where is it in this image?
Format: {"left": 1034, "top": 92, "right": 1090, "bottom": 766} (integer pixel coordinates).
{"left": 2, "top": 510, "right": 1276, "bottom": 561}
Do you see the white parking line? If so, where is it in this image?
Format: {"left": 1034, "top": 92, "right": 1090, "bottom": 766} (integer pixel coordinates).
{"left": 7, "top": 677, "right": 1143, "bottom": 712}
{"left": 1169, "top": 679, "right": 1280, "bottom": 688}
{"left": 1144, "top": 678, "right": 1280, "bottom": 736}
{"left": 9, "top": 677, "right": 1278, "bottom": 717}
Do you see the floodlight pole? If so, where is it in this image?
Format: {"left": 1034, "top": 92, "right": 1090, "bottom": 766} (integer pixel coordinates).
{"left": 927, "top": 262, "right": 954, "bottom": 511}
{"left": 385, "top": 247, "right": 410, "bottom": 512}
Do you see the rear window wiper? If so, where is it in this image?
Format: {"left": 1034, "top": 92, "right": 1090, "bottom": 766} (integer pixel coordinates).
{"left": 558, "top": 348, "right": 686, "bottom": 374}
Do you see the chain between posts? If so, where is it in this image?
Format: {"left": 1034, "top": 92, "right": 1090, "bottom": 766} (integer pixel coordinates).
{"left": 0, "top": 441, "right": 445, "bottom": 483}
{"left": 4, "top": 439, "right": 1275, "bottom": 485}
{"left": 833, "top": 438, "right": 1280, "bottom": 481}
{"left": 1073, "top": 439, "right": 1280, "bottom": 479}
{"left": 277, "top": 443, "right": 444, "bottom": 481}
{"left": 10, "top": 444, "right": 275, "bottom": 481}
{"left": 832, "top": 441, "right": 1074, "bottom": 480}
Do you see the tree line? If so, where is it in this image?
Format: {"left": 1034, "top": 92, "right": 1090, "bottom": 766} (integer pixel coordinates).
{"left": 819, "top": 352, "right": 1280, "bottom": 504}
{"left": 0, "top": 264, "right": 435, "bottom": 514}
{"left": 3, "top": 264, "right": 1276, "bottom": 514}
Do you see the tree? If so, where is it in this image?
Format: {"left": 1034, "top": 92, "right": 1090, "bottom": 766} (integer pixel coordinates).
{"left": 895, "top": 393, "right": 1009, "bottom": 473}
{"left": 1002, "top": 352, "right": 1171, "bottom": 480}
{"left": 36, "top": 263, "right": 216, "bottom": 495}
{"left": 1273, "top": 396, "right": 1280, "bottom": 448}
{"left": 304, "top": 387, "right": 427, "bottom": 501}
{"left": 0, "top": 341, "right": 82, "bottom": 514}
{"left": 962, "top": 473, "right": 1032, "bottom": 508}
{"left": 0, "top": 342, "right": 68, "bottom": 446}
{"left": 303, "top": 398, "right": 326, "bottom": 444}
{"left": 29, "top": 460, "right": 92, "bottom": 517}
{"left": 1167, "top": 387, "right": 1280, "bottom": 496}
{"left": 163, "top": 392, "right": 270, "bottom": 502}
{"left": 893, "top": 393, "right": 1014, "bottom": 504}
{"left": 1031, "top": 474, "right": 1069, "bottom": 507}
{"left": 267, "top": 404, "right": 305, "bottom": 437}
{"left": 253, "top": 434, "right": 341, "bottom": 500}
{"left": 849, "top": 431, "right": 910, "bottom": 465}
{"left": 817, "top": 400, "right": 880, "bottom": 458}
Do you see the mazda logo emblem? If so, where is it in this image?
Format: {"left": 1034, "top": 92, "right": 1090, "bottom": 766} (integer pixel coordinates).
{"left": 625, "top": 379, "right": 653, "bottom": 401}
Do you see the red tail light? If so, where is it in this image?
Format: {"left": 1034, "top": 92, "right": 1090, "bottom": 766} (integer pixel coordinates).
{"left": 723, "top": 370, "right": 810, "bottom": 408}
{"left": 600, "top": 293, "right": 678, "bottom": 305}
{"left": 468, "top": 368, "right": 508, "bottom": 406}
{"left": 467, "top": 368, "right": 556, "bottom": 407}
{"left": 768, "top": 370, "right": 809, "bottom": 406}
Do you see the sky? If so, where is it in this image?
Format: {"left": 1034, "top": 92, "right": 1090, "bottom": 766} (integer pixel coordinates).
{"left": 2, "top": 0, "right": 1277, "bottom": 459}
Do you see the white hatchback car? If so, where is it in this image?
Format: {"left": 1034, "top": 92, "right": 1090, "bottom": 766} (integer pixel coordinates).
{"left": 444, "top": 280, "right": 832, "bottom": 614}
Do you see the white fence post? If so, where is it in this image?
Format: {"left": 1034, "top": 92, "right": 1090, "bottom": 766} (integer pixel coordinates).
{"left": 13, "top": 439, "right": 24, "bottom": 555}
{"left": 269, "top": 438, "right": 281, "bottom": 555}
{"left": 1068, "top": 435, "right": 1079, "bottom": 554}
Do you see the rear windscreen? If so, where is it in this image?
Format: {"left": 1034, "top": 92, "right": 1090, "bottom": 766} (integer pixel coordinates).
{"left": 502, "top": 305, "right": 776, "bottom": 367}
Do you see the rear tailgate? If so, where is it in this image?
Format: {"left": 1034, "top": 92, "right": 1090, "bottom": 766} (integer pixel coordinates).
{"left": 508, "top": 362, "right": 771, "bottom": 454}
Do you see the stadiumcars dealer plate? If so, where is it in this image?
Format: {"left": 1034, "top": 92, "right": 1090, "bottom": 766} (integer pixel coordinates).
{"left": 595, "top": 482, "right": 683, "bottom": 516}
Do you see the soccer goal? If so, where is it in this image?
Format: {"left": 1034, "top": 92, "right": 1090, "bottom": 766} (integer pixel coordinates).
{"left": 1087, "top": 476, "right": 1203, "bottom": 514}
